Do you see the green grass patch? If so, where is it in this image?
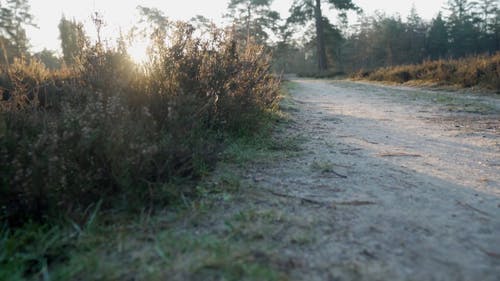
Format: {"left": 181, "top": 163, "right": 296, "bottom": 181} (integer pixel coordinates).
{"left": 400, "top": 89, "right": 499, "bottom": 114}
{"left": 311, "top": 160, "right": 336, "bottom": 174}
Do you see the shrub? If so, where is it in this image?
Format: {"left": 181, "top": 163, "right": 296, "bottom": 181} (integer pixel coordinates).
{"left": 0, "top": 22, "right": 280, "bottom": 225}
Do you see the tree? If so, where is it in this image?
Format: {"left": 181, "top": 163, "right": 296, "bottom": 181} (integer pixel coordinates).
{"left": 495, "top": 6, "right": 500, "bottom": 50}
{"left": 304, "top": 17, "right": 345, "bottom": 71}
{"left": 137, "top": 5, "right": 170, "bottom": 45}
{"left": 341, "top": 14, "right": 377, "bottom": 71}
{"left": 476, "top": 0, "right": 497, "bottom": 33}
{"left": 427, "top": 12, "right": 449, "bottom": 59}
{"left": 271, "top": 18, "right": 309, "bottom": 73}
{"left": 190, "top": 15, "right": 213, "bottom": 32}
{"left": 288, "top": 0, "right": 359, "bottom": 71}
{"left": 445, "top": 0, "right": 479, "bottom": 57}
{"left": 34, "top": 49, "right": 61, "bottom": 70}
{"left": 58, "top": 16, "right": 86, "bottom": 66}
{"left": 405, "top": 5, "right": 426, "bottom": 63}
{"left": 226, "top": 0, "right": 280, "bottom": 44}
{"left": 137, "top": 6, "right": 169, "bottom": 30}
{"left": 373, "top": 15, "right": 406, "bottom": 66}
{"left": 475, "top": 0, "right": 499, "bottom": 52}
{"left": 323, "top": 18, "right": 344, "bottom": 70}
{"left": 0, "top": 0, "right": 36, "bottom": 59}
{"left": 0, "top": 34, "right": 15, "bottom": 64}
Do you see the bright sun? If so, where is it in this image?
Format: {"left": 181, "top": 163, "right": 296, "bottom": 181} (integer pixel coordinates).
{"left": 128, "top": 41, "right": 149, "bottom": 65}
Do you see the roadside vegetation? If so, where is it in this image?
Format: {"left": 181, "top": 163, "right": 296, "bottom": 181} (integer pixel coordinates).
{"left": 1, "top": 22, "right": 280, "bottom": 223}
{"left": 351, "top": 53, "right": 500, "bottom": 92}
{"left": 0, "top": 76, "right": 290, "bottom": 281}
{"left": 0, "top": 9, "right": 284, "bottom": 280}
{"left": 0, "top": 104, "right": 293, "bottom": 281}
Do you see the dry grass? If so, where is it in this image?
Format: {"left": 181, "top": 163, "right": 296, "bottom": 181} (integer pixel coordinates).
{"left": 352, "top": 53, "right": 500, "bottom": 92}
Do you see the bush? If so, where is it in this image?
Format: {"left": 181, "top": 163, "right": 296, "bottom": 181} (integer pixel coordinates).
{"left": 0, "top": 22, "right": 280, "bottom": 225}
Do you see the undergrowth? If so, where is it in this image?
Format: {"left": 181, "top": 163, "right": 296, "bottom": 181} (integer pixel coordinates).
{"left": 0, "top": 85, "right": 290, "bottom": 281}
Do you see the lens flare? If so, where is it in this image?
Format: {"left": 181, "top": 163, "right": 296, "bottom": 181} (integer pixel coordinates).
{"left": 128, "top": 41, "right": 149, "bottom": 65}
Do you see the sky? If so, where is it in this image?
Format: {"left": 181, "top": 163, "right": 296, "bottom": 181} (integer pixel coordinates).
{"left": 26, "top": 0, "right": 448, "bottom": 54}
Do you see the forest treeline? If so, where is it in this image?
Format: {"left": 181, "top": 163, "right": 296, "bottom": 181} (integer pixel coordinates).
{"left": 274, "top": 0, "right": 499, "bottom": 74}
{"left": 1, "top": 1, "right": 499, "bottom": 75}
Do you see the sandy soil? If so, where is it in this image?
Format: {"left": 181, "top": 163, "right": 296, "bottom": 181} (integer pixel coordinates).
{"left": 232, "top": 79, "right": 500, "bottom": 280}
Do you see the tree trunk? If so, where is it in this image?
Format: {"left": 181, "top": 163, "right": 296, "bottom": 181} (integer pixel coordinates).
{"left": 246, "top": 4, "right": 251, "bottom": 43}
{"left": 314, "top": 0, "right": 328, "bottom": 71}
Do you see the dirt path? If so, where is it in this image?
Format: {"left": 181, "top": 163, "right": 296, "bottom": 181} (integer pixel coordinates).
{"left": 222, "top": 79, "right": 500, "bottom": 280}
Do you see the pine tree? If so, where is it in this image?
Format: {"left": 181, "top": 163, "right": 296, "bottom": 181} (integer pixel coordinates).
{"left": 58, "top": 16, "right": 86, "bottom": 66}
{"left": 405, "top": 5, "right": 426, "bottom": 63}
{"left": 475, "top": 0, "right": 499, "bottom": 52}
{"left": 427, "top": 12, "right": 449, "bottom": 59}
{"left": 445, "top": 0, "right": 479, "bottom": 57}
{"left": 0, "top": 0, "right": 36, "bottom": 60}
{"left": 495, "top": 6, "right": 500, "bottom": 50}
{"left": 34, "top": 49, "right": 61, "bottom": 70}
{"left": 226, "top": 0, "right": 280, "bottom": 45}
{"left": 288, "top": 0, "right": 359, "bottom": 71}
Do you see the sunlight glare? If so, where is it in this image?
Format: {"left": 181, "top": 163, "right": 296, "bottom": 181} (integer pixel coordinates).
{"left": 128, "top": 41, "right": 149, "bottom": 65}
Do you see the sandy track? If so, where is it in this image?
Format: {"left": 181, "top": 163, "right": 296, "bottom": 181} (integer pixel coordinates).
{"left": 243, "top": 79, "right": 500, "bottom": 280}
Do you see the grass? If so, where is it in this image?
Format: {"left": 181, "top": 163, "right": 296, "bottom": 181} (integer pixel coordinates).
{"left": 310, "top": 160, "right": 336, "bottom": 174}
{"left": 50, "top": 229, "right": 286, "bottom": 281}
{"left": 278, "top": 83, "right": 300, "bottom": 113}
{"left": 297, "top": 70, "right": 347, "bottom": 79}
{"left": 222, "top": 82, "right": 304, "bottom": 166}
{"left": 351, "top": 53, "right": 500, "bottom": 92}
{"left": 0, "top": 141, "right": 287, "bottom": 280}
{"left": 392, "top": 88, "right": 499, "bottom": 114}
